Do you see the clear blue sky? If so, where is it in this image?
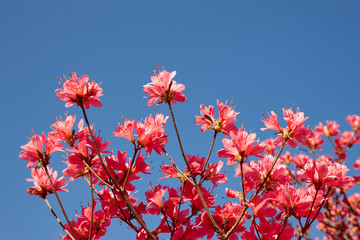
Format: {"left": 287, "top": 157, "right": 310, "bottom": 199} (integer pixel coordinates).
{"left": 2, "top": 1, "right": 360, "bottom": 239}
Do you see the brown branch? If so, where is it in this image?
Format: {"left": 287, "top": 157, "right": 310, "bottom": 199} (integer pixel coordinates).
{"left": 80, "top": 105, "right": 156, "bottom": 240}
{"left": 43, "top": 166, "right": 79, "bottom": 240}
{"left": 44, "top": 198, "right": 75, "bottom": 240}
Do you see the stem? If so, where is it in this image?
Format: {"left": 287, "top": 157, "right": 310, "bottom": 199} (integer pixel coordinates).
{"left": 173, "top": 213, "right": 195, "bottom": 232}
{"left": 252, "top": 219, "right": 261, "bottom": 240}
{"left": 276, "top": 215, "right": 289, "bottom": 240}
{"left": 327, "top": 136, "right": 336, "bottom": 149}
{"left": 298, "top": 189, "right": 330, "bottom": 240}
{"left": 110, "top": 188, "right": 139, "bottom": 232}
{"left": 167, "top": 102, "right": 193, "bottom": 176}
{"left": 173, "top": 182, "right": 186, "bottom": 230}
{"left": 198, "top": 131, "right": 218, "bottom": 184}
{"left": 44, "top": 198, "right": 75, "bottom": 240}
{"left": 240, "top": 162, "right": 246, "bottom": 202}
{"left": 83, "top": 176, "right": 102, "bottom": 198}
{"left": 43, "top": 166, "right": 79, "bottom": 240}
{"left": 122, "top": 148, "right": 139, "bottom": 190}
{"left": 224, "top": 140, "right": 287, "bottom": 239}
{"left": 195, "top": 183, "right": 225, "bottom": 239}
{"left": 88, "top": 172, "right": 94, "bottom": 240}
{"left": 162, "top": 148, "right": 195, "bottom": 186}
{"left": 341, "top": 189, "right": 360, "bottom": 234}
{"left": 253, "top": 140, "right": 287, "bottom": 198}
{"left": 80, "top": 105, "right": 156, "bottom": 240}
{"left": 79, "top": 154, "right": 117, "bottom": 191}
{"left": 304, "top": 189, "right": 319, "bottom": 227}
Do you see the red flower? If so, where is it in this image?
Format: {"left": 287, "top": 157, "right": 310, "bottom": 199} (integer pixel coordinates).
{"left": 56, "top": 72, "right": 103, "bottom": 109}
{"left": 197, "top": 202, "right": 245, "bottom": 240}
{"left": 113, "top": 113, "right": 169, "bottom": 155}
{"left": 315, "top": 120, "right": 340, "bottom": 137}
{"left": 195, "top": 100, "right": 239, "bottom": 136}
{"left": 261, "top": 107, "right": 313, "bottom": 148}
{"left": 27, "top": 166, "right": 67, "bottom": 199}
{"left": 346, "top": 115, "right": 360, "bottom": 134}
{"left": 20, "top": 133, "right": 63, "bottom": 168}
{"left": 143, "top": 67, "right": 186, "bottom": 106}
{"left": 217, "top": 128, "right": 265, "bottom": 165}
{"left": 297, "top": 158, "right": 354, "bottom": 190}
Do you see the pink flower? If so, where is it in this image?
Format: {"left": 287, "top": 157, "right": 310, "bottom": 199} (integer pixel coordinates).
{"left": 96, "top": 151, "right": 150, "bottom": 191}
{"left": 27, "top": 166, "right": 67, "bottom": 199}
{"left": 63, "top": 203, "right": 110, "bottom": 240}
{"left": 203, "top": 161, "right": 227, "bottom": 187}
{"left": 184, "top": 154, "right": 206, "bottom": 175}
{"left": 262, "top": 138, "right": 276, "bottom": 155}
{"left": 197, "top": 202, "right": 245, "bottom": 240}
{"left": 336, "top": 131, "right": 360, "bottom": 148}
{"left": 113, "top": 119, "right": 135, "bottom": 143}
{"left": 20, "top": 133, "right": 63, "bottom": 168}
{"left": 243, "top": 219, "right": 295, "bottom": 240}
{"left": 172, "top": 222, "right": 207, "bottom": 240}
{"left": 353, "top": 157, "right": 360, "bottom": 169}
{"left": 261, "top": 111, "right": 282, "bottom": 133}
{"left": 346, "top": 115, "right": 360, "bottom": 134}
{"left": 145, "top": 185, "right": 167, "bottom": 215}
{"left": 56, "top": 72, "right": 103, "bottom": 109}
{"left": 113, "top": 113, "right": 169, "bottom": 155}
{"left": 160, "top": 159, "right": 182, "bottom": 180}
{"left": 63, "top": 134, "right": 110, "bottom": 181}
{"left": 143, "top": 67, "right": 186, "bottom": 106}
{"left": 315, "top": 120, "right": 340, "bottom": 137}
{"left": 302, "top": 132, "right": 325, "bottom": 151}
{"left": 246, "top": 195, "right": 276, "bottom": 221}
{"left": 267, "top": 184, "right": 316, "bottom": 219}
{"left": 183, "top": 183, "right": 215, "bottom": 212}
{"left": 297, "top": 158, "right": 354, "bottom": 190}
{"left": 49, "top": 115, "right": 89, "bottom": 147}
{"left": 195, "top": 100, "right": 239, "bottom": 136}
{"left": 217, "top": 128, "right": 265, "bottom": 166}
{"left": 291, "top": 154, "right": 313, "bottom": 169}
{"left": 242, "top": 155, "right": 292, "bottom": 192}
{"left": 261, "top": 107, "right": 313, "bottom": 148}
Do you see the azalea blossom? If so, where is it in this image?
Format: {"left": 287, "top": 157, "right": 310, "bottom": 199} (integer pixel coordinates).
{"left": 62, "top": 203, "right": 111, "bottom": 240}
{"left": 261, "top": 107, "right": 313, "bottom": 148}
{"left": 195, "top": 100, "right": 239, "bottom": 136}
{"left": 145, "top": 185, "right": 167, "bottom": 215}
{"left": 242, "top": 154, "right": 292, "bottom": 192}
{"left": 291, "top": 154, "right": 313, "bottom": 169}
{"left": 183, "top": 183, "right": 215, "bottom": 212}
{"left": 217, "top": 128, "right": 265, "bottom": 165}
{"left": 49, "top": 115, "right": 89, "bottom": 147}
{"left": 302, "top": 132, "right": 325, "bottom": 151}
{"left": 20, "top": 133, "right": 63, "bottom": 168}
{"left": 353, "top": 157, "right": 360, "bottom": 169}
{"left": 262, "top": 138, "right": 276, "bottom": 155}
{"left": 197, "top": 202, "right": 245, "bottom": 240}
{"left": 267, "top": 184, "right": 319, "bottom": 219}
{"left": 56, "top": 72, "right": 103, "bottom": 109}
{"left": 96, "top": 151, "right": 150, "bottom": 191}
{"left": 143, "top": 67, "right": 186, "bottom": 106}
{"left": 242, "top": 219, "right": 295, "bottom": 240}
{"left": 26, "top": 166, "right": 67, "bottom": 199}
{"left": 113, "top": 113, "right": 169, "bottom": 154}
{"left": 315, "top": 120, "right": 340, "bottom": 137}
{"left": 297, "top": 158, "right": 354, "bottom": 190}
{"left": 346, "top": 115, "right": 360, "bottom": 134}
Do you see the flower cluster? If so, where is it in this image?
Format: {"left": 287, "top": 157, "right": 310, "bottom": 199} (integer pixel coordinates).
{"left": 20, "top": 68, "right": 359, "bottom": 240}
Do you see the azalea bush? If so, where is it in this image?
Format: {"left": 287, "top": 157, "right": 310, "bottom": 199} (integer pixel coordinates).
{"left": 20, "top": 67, "right": 360, "bottom": 240}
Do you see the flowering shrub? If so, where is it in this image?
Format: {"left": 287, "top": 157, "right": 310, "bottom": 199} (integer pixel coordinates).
{"left": 20, "top": 68, "right": 360, "bottom": 240}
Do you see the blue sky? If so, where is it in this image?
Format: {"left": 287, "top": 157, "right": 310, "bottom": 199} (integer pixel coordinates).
{"left": 2, "top": 1, "right": 360, "bottom": 239}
